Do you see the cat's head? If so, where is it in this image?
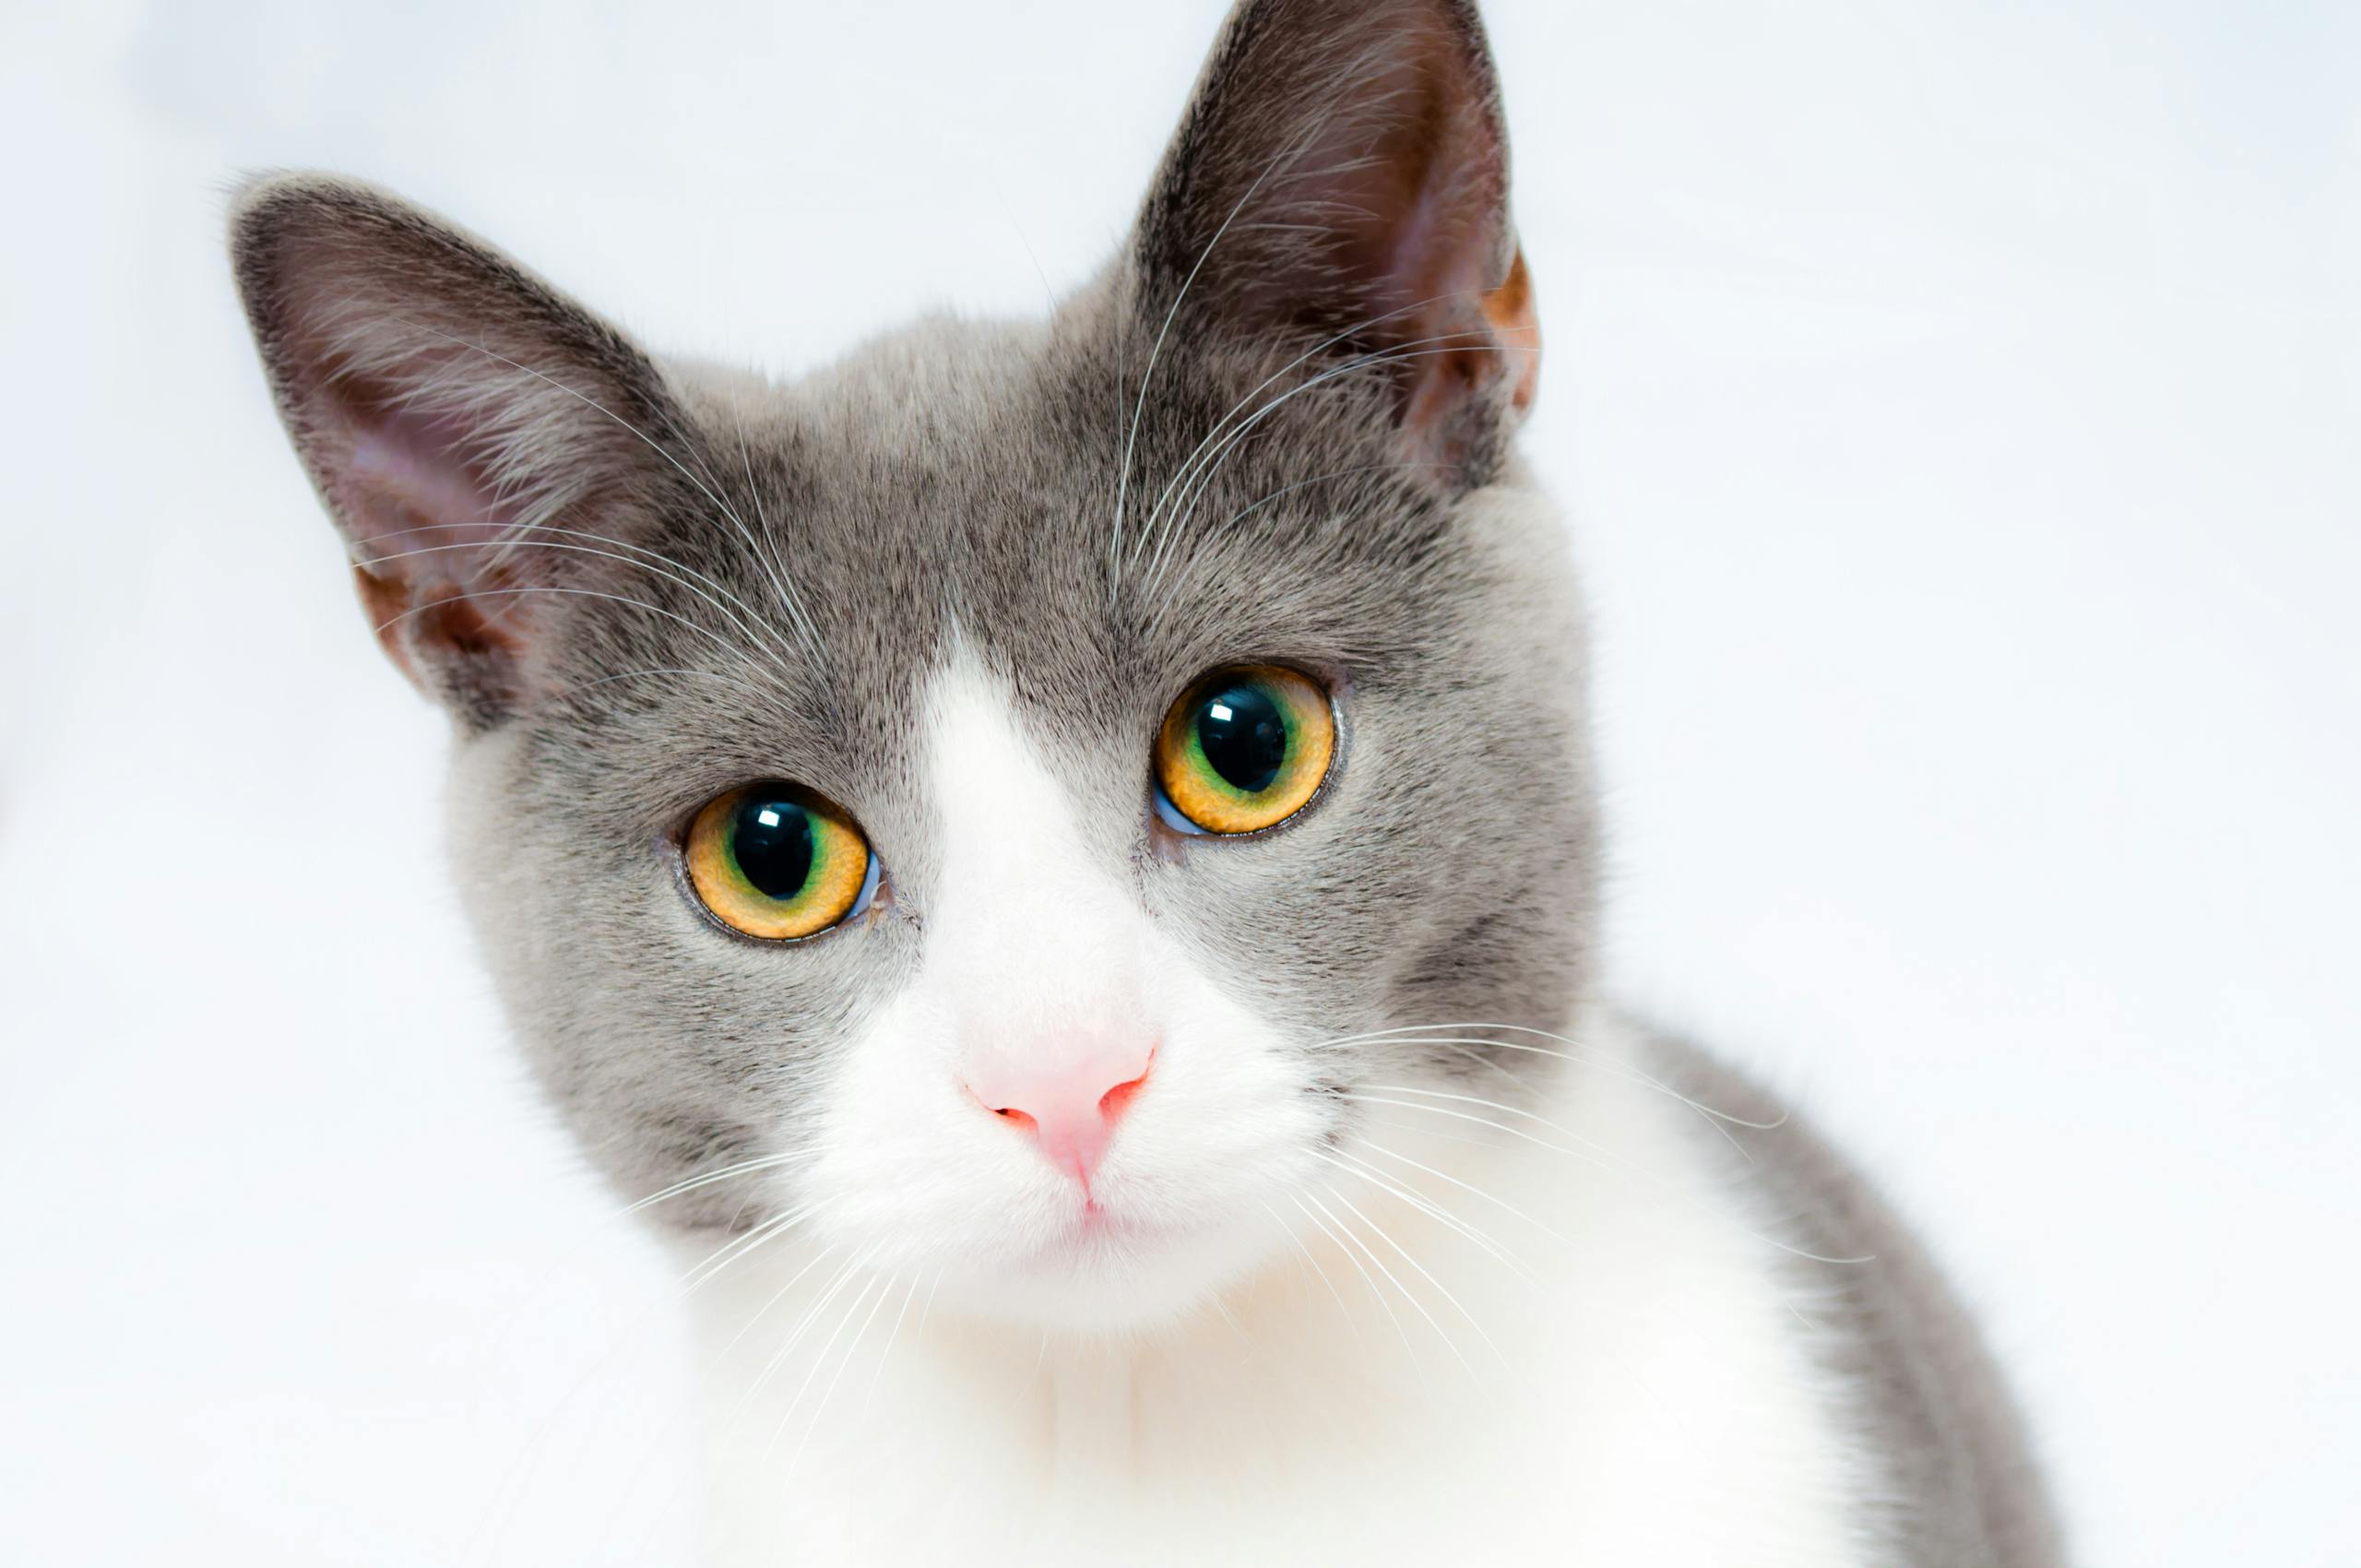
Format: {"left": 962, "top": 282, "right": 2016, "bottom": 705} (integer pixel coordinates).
{"left": 232, "top": 0, "right": 1596, "bottom": 1331}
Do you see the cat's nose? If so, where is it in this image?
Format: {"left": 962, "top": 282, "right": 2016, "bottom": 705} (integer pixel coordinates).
{"left": 962, "top": 1040, "right": 1153, "bottom": 1189}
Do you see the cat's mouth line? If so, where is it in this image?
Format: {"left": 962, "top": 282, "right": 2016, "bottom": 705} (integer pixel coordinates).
{"left": 1022, "top": 1194, "right": 1186, "bottom": 1264}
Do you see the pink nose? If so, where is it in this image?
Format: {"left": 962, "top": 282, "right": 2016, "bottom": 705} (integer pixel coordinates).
{"left": 964, "top": 1040, "right": 1154, "bottom": 1188}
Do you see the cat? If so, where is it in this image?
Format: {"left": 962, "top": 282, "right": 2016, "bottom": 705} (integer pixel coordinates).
{"left": 229, "top": 0, "right": 2060, "bottom": 1562}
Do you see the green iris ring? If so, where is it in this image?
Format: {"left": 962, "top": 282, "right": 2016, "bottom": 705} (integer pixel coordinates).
{"left": 1181, "top": 680, "right": 1308, "bottom": 805}
{"left": 722, "top": 803, "right": 843, "bottom": 910}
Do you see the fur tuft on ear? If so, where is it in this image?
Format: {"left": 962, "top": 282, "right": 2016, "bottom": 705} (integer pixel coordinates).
{"left": 230, "top": 174, "right": 685, "bottom": 723}
{"left": 1132, "top": 0, "right": 1539, "bottom": 490}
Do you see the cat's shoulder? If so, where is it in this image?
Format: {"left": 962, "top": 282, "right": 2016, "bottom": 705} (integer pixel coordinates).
{"left": 1625, "top": 1014, "right": 2067, "bottom": 1568}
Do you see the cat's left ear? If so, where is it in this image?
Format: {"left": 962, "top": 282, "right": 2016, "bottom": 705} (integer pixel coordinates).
{"left": 1131, "top": 0, "right": 1538, "bottom": 490}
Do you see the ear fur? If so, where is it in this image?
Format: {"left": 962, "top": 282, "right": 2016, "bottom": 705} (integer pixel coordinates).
{"left": 1133, "top": 0, "right": 1538, "bottom": 488}
{"left": 230, "top": 174, "right": 685, "bottom": 723}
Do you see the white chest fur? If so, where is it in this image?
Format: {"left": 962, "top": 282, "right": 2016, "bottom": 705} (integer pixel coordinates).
{"left": 680, "top": 1019, "right": 1877, "bottom": 1568}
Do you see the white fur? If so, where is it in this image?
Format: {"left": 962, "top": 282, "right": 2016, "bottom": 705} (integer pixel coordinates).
{"left": 679, "top": 659, "right": 1877, "bottom": 1566}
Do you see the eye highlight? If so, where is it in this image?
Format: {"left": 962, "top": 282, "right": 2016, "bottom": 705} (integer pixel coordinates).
{"left": 684, "top": 783, "right": 875, "bottom": 941}
{"left": 1155, "top": 665, "right": 1336, "bottom": 835}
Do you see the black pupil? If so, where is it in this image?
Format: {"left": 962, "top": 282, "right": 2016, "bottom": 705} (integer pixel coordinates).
{"left": 1196, "top": 681, "right": 1289, "bottom": 794}
{"left": 730, "top": 795, "right": 817, "bottom": 900}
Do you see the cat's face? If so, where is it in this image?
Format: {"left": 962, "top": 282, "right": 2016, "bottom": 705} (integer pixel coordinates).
{"left": 234, "top": 0, "right": 1596, "bottom": 1330}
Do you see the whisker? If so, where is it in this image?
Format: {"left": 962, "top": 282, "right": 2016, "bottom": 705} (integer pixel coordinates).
{"left": 711, "top": 1238, "right": 844, "bottom": 1366}
{"left": 537, "top": 665, "right": 777, "bottom": 705}
{"left": 1319, "top": 1181, "right": 1500, "bottom": 1370}
{"left": 1323, "top": 1022, "right": 1790, "bottom": 1131}
{"left": 1315, "top": 1023, "right": 1783, "bottom": 1164}
{"left": 1261, "top": 1196, "right": 1358, "bottom": 1331}
{"left": 1291, "top": 1193, "right": 1424, "bottom": 1381}
{"left": 677, "top": 1200, "right": 828, "bottom": 1295}
{"left": 1130, "top": 291, "right": 1464, "bottom": 564}
{"left": 373, "top": 585, "right": 804, "bottom": 707}
{"left": 1109, "top": 110, "right": 1335, "bottom": 596}
{"left": 1308, "top": 1146, "right": 1533, "bottom": 1283}
{"left": 1349, "top": 1140, "right": 1572, "bottom": 1246}
{"left": 1335, "top": 1092, "right": 1627, "bottom": 1179}
{"left": 362, "top": 515, "right": 797, "bottom": 659}
{"left": 384, "top": 318, "right": 806, "bottom": 631}
{"left": 913, "top": 1265, "right": 946, "bottom": 1346}
{"left": 732, "top": 1249, "right": 875, "bottom": 1434}
{"left": 1342, "top": 1095, "right": 1874, "bottom": 1269}
{"left": 1360, "top": 1082, "right": 1629, "bottom": 1163}
{"left": 1136, "top": 339, "right": 1540, "bottom": 612}
{"left": 1134, "top": 302, "right": 1525, "bottom": 564}
{"left": 785, "top": 1270, "right": 897, "bottom": 1476}
{"left": 616, "top": 1150, "right": 813, "bottom": 1218}
{"left": 355, "top": 537, "right": 802, "bottom": 690}
{"left": 764, "top": 1268, "right": 884, "bottom": 1455}
{"left": 1302, "top": 1186, "right": 1466, "bottom": 1375}
{"left": 1205, "top": 1290, "right": 1252, "bottom": 1348}
{"left": 730, "top": 409, "right": 826, "bottom": 661}
{"left": 860, "top": 1272, "right": 924, "bottom": 1420}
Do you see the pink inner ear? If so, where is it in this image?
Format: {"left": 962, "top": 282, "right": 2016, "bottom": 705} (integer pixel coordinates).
{"left": 1204, "top": 10, "right": 1531, "bottom": 468}
{"left": 342, "top": 404, "right": 521, "bottom": 577}
{"left": 240, "top": 186, "right": 650, "bottom": 718}
{"left": 1267, "top": 10, "right": 1507, "bottom": 316}
{"left": 330, "top": 398, "right": 545, "bottom": 699}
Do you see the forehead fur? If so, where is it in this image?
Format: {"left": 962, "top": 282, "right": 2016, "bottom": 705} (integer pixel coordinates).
{"left": 541, "top": 278, "right": 1584, "bottom": 823}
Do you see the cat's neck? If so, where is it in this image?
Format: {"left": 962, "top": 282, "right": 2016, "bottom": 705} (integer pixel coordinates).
{"left": 674, "top": 1015, "right": 1873, "bottom": 1568}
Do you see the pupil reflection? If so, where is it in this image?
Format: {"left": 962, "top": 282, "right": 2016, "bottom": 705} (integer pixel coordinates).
{"left": 733, "top": 797, "right": 816, "bottom": 899}
{"left": 1196, "top": 683, "right": 1287, "bottom": 794}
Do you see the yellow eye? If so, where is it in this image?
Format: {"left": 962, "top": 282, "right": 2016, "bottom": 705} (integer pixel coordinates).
{"left": 1155, "top": 665, "right": 1336, "bottom": 835}
{"left": 684, "top": 783, "right": 875, "bottom": 940}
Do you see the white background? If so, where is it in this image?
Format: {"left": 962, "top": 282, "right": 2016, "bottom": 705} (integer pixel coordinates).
{"left": 2, "top": 1, "right": 2354, "bottom": 1562}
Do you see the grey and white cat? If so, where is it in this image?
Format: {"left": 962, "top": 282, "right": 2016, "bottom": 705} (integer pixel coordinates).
{"left": 230, "top": 1, "right": 2059, "bottom": 1562}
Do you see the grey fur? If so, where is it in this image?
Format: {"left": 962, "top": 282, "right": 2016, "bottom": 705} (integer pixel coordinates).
{"left": 228, "top": 0, "right": 2058, "bottom": 1561}
{"left": 1651, "top": 1026, "right": 2067, "bottom": 1566}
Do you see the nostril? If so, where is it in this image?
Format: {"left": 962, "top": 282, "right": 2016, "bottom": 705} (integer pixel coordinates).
{"left": 1097, "top": 1054, "right": 1153, "bottom": 1123}
{"left": 960, "top": 1043, "right": 1155, "bottom": 1185}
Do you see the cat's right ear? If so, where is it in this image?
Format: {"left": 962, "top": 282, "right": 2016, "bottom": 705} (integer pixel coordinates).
{"left": 230, "top": 174, "right": 683, "bottom": 725}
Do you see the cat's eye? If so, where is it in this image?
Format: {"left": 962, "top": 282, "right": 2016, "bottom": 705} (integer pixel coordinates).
{"left": 1154, "top": 664, "right": 1336, "bottom": 836}
{"left": 684, "top": 783, "right": 877, "bottom": 941}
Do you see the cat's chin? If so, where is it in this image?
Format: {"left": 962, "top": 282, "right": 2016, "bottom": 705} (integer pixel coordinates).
{"left": 936, "top": 1207, "right": 1284, "bottom": 1336}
